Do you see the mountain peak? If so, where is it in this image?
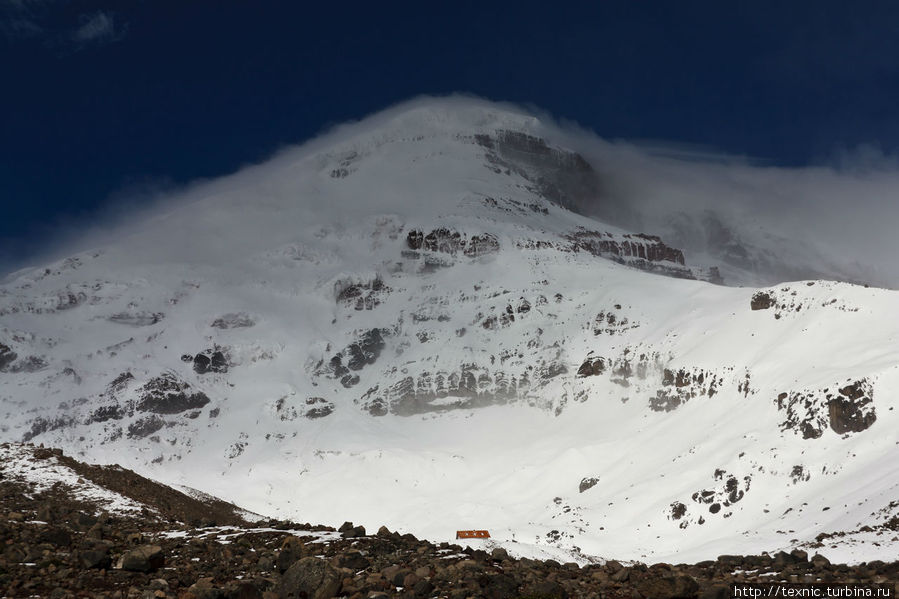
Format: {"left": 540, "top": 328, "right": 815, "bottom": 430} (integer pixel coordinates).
{"left": 3, "top": 99, "right": 899, "bottom": 566}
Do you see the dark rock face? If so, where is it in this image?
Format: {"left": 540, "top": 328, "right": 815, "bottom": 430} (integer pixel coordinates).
{"left": 751, "top": 292, "right": 774, "bottom": 310}
{"left": 476, "top": 129, "right": 602, "bottom": 215}
{"left": 279, "top": 556, "right": 341, "bottom": 599}
{"left": 136, "top": 374, "right": 210, "bottom": 414}
{"left": 0, "top": 342, "right": 17, "bottom": 371}
{"left": 120, "top": 544, "right": 164, "bottom": 572}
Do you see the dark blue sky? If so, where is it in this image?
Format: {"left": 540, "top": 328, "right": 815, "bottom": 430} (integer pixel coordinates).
{"left": 3, "top": 1, "right": 899, "bottom": 268}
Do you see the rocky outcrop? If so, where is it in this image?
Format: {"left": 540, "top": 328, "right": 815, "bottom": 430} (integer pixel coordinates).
{"left": 576, "top": 355, "right": 606, "bottom": 378}
{"left": 405, "top": 228, "right": 500, "bottom": 258}
{"left": 577, "top": 349, "right": 745, "bottom": 413}
{"left": 751, "top": 291, "right": 774, "bottom": 310}
{"left": 304, "top": 397, "right": 335, "bottom": 419}
{"left": 127, "top": 415, "right": 166, "bottom": 439}
{"left": 325, "top": 328, "right": 387, "bottom": 388}
{"left": 592, "top": 305, "right": 637, "bottom": 335}
{"left": 518, "top": 229, "right": 696, "bottom": 280}
{"left": 358, "top": 363, "right": 538, "bottom": 416}
{"left": 89, "top": 404, "right": 125, "bottom": 423}
{"left": 650, "top": 367, "right": 724, "bottom": 412}
{"left": 829, "top": 381, "right": 877, "bottom": 434}
{"left": 751, "top": 283, "right": 860, "bottom": 319}
{"left": 566, "top": 230, "right": 686, "bottom": 266}
{"left": 357, "top": 358, "right": 569, "bottom": 417}
{"left": 776, "top": 378, "right": 876, "bottom": 439}
{"left": 335, "top": 276, "right": 390, "bottom": 311}
{"left": 671, "top": 469, "right": 753, "bottom": 528}
{"left": 135, "top": 374, "right": 210, "bottom": 415}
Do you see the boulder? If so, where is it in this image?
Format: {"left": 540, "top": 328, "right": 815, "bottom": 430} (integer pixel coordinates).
{"left": 279, "top": 557, "right": 341, "bottom": 599}
{"left": 332, "top": 550, "right": 370, "bottom": 570}
{"left": 78, "top": 549, "right": 111, "bottom": 570}
{"left": 277, "top": 536, "right": 306, "bottom": 574}
{"left": 187, "top": 578, "right": 223, "bottom": 599}
{"left": 120, "top": 544, "right": 164, "bottom": 572}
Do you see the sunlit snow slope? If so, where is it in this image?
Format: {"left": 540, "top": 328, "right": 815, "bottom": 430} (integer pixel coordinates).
{"left": 2, "top": 98, "right": 898, "bottom": 564}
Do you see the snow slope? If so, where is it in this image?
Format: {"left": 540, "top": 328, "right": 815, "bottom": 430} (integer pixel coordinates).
{"left": 1, "top": 97, "right": 898, "bottom": 564}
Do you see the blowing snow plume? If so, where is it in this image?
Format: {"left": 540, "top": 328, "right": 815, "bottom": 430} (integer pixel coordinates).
{"left": 504, "top": 109, "right": 899, "bottom": 289}
{"left": 10, "top": 96, "right": 899, "bottom": 288}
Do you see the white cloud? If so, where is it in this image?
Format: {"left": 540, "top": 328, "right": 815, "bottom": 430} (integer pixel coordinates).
{"left": 71, "top": 11, "right": 119, "bottom": 44}
{"left": 1, "top": 2, "right": 126, "bottom": 46}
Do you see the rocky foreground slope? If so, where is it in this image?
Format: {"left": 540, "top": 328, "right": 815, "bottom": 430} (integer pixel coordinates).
{"left": 2, "top": 443, "right": 897, "bottom": 599}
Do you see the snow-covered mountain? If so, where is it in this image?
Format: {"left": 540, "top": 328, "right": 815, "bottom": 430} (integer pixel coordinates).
{"left": 2, "top": 97, "right": 899, "bottom": 565}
